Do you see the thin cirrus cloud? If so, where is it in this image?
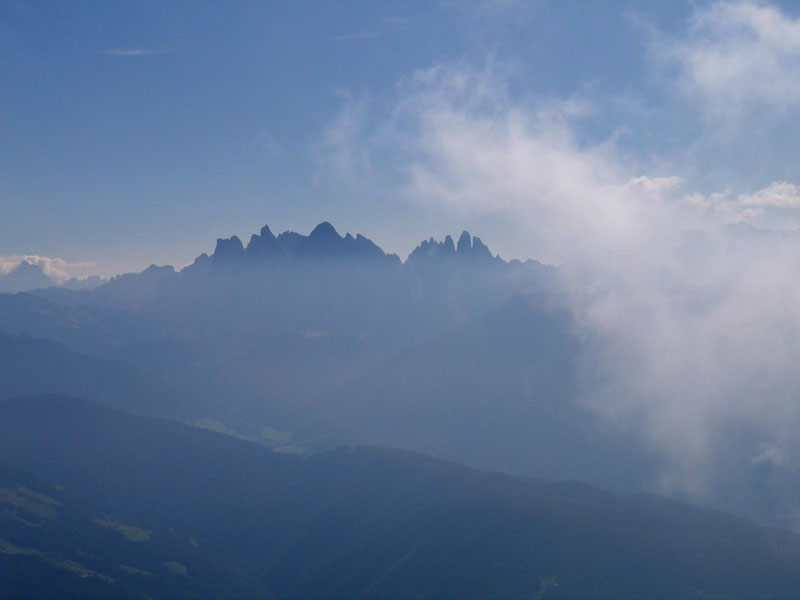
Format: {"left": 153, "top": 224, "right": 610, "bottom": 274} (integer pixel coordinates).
{"left": 102, "top": 48, "right": 171, "bottom": 56}
{"left": 334, "top": 32, "right": 380, "bottom": 41}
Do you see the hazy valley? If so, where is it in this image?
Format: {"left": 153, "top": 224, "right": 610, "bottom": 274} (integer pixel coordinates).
{"left": 8, "top": 2, "right": 800, "bottom": 596}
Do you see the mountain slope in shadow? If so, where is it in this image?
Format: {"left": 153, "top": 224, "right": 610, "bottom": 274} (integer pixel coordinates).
{"left": 319, "top": 294, "right": 659, "bottom": 492}
{"left": 0, "top": 332, "right": 190, "bottom": 420}
{"left": 1, "top": 395, "right": 800, "bottom": 599}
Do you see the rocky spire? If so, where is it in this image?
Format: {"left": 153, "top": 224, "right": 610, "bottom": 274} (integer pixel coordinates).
{"left": 246, "top": 224, "right": 284, "bottom": 261}
{"left": 211, "top": 235, "right": 245, "bottom": 265}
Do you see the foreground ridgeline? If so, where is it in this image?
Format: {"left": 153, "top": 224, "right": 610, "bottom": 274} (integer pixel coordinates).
{"left": 2, "top": 395, "right": 800, "bottom": 600}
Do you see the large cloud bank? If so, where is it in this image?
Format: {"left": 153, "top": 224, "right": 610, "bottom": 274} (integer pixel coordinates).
{"left": 318, "top": 2, "right": 800, "bottom": 526}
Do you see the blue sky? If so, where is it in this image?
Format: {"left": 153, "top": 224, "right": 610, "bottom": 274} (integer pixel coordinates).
{"left": 4, "top": 0, "right": 800, "bottom": 278}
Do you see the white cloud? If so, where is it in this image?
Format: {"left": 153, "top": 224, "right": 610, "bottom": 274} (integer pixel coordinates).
{"left": 624, "top": 175, "right": 684, "bottom": 195}
{"left": 681, "top": 181, "right": 800, "bottom": 228}
{"left": 382, "top": 64, "right": 679, "bottom": 264}
{"left": 659, "top": 1, "right": 800, "bottom": 118}
{"left": 738, "top": 181, "right": 800, "bottom": 208}
{"left": 317, "top": 59, "right": 800, "bottom": 524}
{"left": 0, "top": 255, "right": 95, "bottom": 282}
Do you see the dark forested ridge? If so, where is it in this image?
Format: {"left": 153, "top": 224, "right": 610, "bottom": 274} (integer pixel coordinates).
{"left": 2, "top": 394, "right": 800, "bottom": 599}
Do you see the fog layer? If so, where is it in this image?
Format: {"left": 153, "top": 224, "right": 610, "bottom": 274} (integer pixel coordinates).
{"left": 332, "top": 57, "right": 800, "bottom": 525}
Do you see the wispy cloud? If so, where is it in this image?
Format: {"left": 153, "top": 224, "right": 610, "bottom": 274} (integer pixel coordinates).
{"left": 682, "top": 181, "right": 800, "bottom": 229}
{"left": 381, "top": 16, "right": 410, "bottom": 26}
{"left": 316, "top": 57, "right": 800, "bottom": 525}
{"left": 102, "top": 48, "right": 171, "bottom": 56}
{"left": 314, "top": 90, "right": 373, "bottom": 184}
{"left": 257, "top": 128, "right": 282, "bottom": 156}
{"left": 738, "top": 181, "right": 800, "bottom": 209}
{"left": 654, "top": 1, "right": 800, "bottom": 119}
{"left": 385, "top": 63, "right": 800, "bottom": 513}
{"left": 334, "top": 32, "right": 380, "bottom": 41}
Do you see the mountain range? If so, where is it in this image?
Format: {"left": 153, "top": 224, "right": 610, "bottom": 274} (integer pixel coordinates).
{"left": 2, "top": 224, "right": 582, "bottom": 473}
{"left": 7, "top": 222, "right": 800, "bottom": 597}
{"left": 1, "top": 221, "right": 798, "bottom": 545}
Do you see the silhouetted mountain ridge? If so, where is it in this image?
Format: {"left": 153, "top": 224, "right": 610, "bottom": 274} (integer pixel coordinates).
{"left": 0, "top": 261, "right": 54, "bottom": 293}
{"left": 201, "top": 222, "right": 402, "bottom": 268}
{"left": 187, "top": 222, "right": 519, "bottom": 270}
{"left": 0, "top": 261, "right": 107, "bottom": 294}
{"left": 407, "top": 230, "right": 497, "bottom": 265}
{"left": 0, "top": 332, "right": 186, "bottom": 419}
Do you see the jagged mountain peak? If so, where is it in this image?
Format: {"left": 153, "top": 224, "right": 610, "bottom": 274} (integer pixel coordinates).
{"left": 205, "top": 222, "right": 395, "bottom": 265}
{"left": 195, "top": 222, "right": 506, "bottom": 272}
{"left": 212, "top": 235, "right": 245, "bottom": 264}
{"left": 407, "top": 230, "right": 499, "bottom": 265}
{"left": 308, "top": 221, "right": 339, "bottom": 239}
{"left": 0, "top": 260, "right": 55, "bottom": 293}
{"left": 246, "top": 224, "right": 284, "bottom": 261}
{"left": 259, "top": 224, "right": 276, "bottom": 239}
{"left": 443, "top": 234, "right": 455, "bottom": 254}
{"left": 13, "top": 259, "right": 36, "bottom": 271}
{"left": 457, "top": 230, "right": 472, "bottom": 253}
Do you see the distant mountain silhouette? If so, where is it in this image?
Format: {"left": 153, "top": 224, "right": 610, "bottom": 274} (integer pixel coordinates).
{"left": 295, "top": 221, "right": 394, "bottom": 260}
{"left": 179, "top": 222, "right": 516, "bottom": 272}
{"left": 0, "top": 261, "right": 106, "bottom": 294}
{"left": 245, "top": 224, "right": 285, "bottom": 261}
{"left": 320, "top": 294, "right": 656, "bottom": 491}
{"left": 407, "top": 230, "right": 497, "bottom": 265}
{"left": 3, "top": 394, "right": 800, "bottom": 599}
{"left": 0, "top": 292, "right": 163, "bottom": 357}
{"left": 0, "top": 332, "right": 183, "bottom": 419}
{"left": 0, "top": 261, "right": 54, "bottom": 293}
{"left": 59, "top": 275, "right": 106, "bottom": 290}
{"left": 210, "top": 235, "right": 245, "bottom": 265}
{"left": 95, "top": 264, "right": 176, "bottom": 311}
{"left": 200, "top": 222, "right": 400, "bottom": 268}
{"left": 0, "top": 224, "right": 660, "bottom": 524}
{"left": 9, "top": 223, "right": 707, "bottom": 526}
